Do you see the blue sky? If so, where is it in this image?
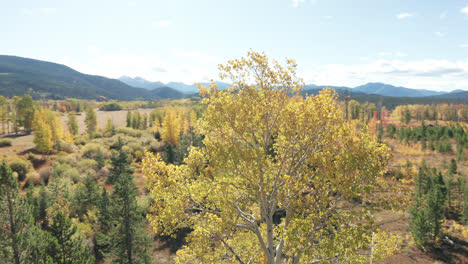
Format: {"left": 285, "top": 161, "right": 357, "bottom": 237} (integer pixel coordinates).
{"left": 2, "top": 0, "right": 468, "bottom": 91}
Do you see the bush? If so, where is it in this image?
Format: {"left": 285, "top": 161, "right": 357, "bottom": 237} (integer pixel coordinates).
{"left": 56, "top": 155, "right": 79, "bottom": 167}
{"left": 38, "top": 167, "right": 53, "bottom": 184}
{"left": 93, "top": 131, "right": 104, "bottom": 138}
{"left": 0, "top": 138, "right": 12, "bottom": 147}
{"left": 99, "top": 102, "right": 123, "bottom": 111}
{"left": 149, "top": 141, "right": 165, "bottom": 153}
{"left": 9, "top": 159, "right": 33, "bottom": 181}
{"left": 77, "top": 159, "right": 98, "bottom": 172}
{"left": 59, "top": 140, "right": 78, "bottom": 154}
{"left": 63, "top": 167, "right": 81, "bottom": 183}
{"left": 25, "top": 171, "right": 41, "bottom": 186}
{"left": 81, "top": 143, "right": 106, "bottom": 159}
{"left": 115, "top": 127, "right": 142, "bottom": 138}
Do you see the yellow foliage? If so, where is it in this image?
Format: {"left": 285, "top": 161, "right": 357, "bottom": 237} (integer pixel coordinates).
{"left": 143, "top": 51, "right": 391, "bottom": 263}
{"left": 161, "top": 110, "right": 181, "bottom": 145}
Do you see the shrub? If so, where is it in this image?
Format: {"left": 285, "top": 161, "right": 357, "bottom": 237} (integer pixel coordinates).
{"left": 115, "top": 127, "right": 142, "bottom": 138}
{"left": 99, "top": 102, "right": 123, "bottom": 111}
{"left": 59, "top": 140, "right": 78, "bottom": 154}
{"left": 75, "top": 135, "right": 89, "bottom": 146}
{"left": 149, "top": 141, "right": 165, "bottom": 153}
{"left": 56, "top": 155, "right": 79, "bottom": 167}
{"left": 81, "top": 143, "right": 106, "bottom": 159}
{"left": 38, "top": 167, "right": 53, "bottom": 184}
{"left": 0, "top": 138, "right": 12, "bottom": 147}
{"left": 93, "top": 131, "right": 104, "bottom": 138}
{"left": 25, "top": 171, "right": 41, "bottom": 186}
{"left": 77, "top": 159, "right": 98, "bottom": 172}
{"left": 63, "top": 167, "right": 81, "bottom": 183}
{"left": 9, "top": 159, "right": 33, "bottom": 181}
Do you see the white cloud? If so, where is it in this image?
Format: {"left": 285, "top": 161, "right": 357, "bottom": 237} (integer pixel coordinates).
{"left": 301, "top": 58, "right": 468, "bottom": 92}
{"left": 87, "top": 46, "right": 100, "bottom": 54}
{"left": 396, "top": 12, "right": 413, "bottom": 19}
{"left": 378, "top": 52, "right": 392, "bottom": 56}
{"left": 359, "top": 57, "right": 369, "bottom": 61}
{"left": 292, "top": 0, "right": 305, "bottom": 8}
{"left": 462, "top": 5, "right": 468, "bottom": 15}
{"left": 324, "top": 15, "right": 333, "bottom": 20}
{"left": 152, "top": 20, "right": 170, "bottom": 27}
{"left": 395, "top": 52, "right": 406, "bottom": 57}
{"left": 64, "top": 53, "right": 216, "bottom": 84}
{"left": 435, "top": 31, "right": 444, "bottom": 37}
{"left": 172, "top": 50, "right": 219, "bottom": 63}
{"left": 459, "top": 44, "right": 468, "bottom": 48}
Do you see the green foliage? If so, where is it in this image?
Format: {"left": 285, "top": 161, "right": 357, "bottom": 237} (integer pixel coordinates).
{"left": 0, "top": 138, "right": 12, "bottom": 147}
{"left": 84, "top": 105, "right": 97, "bottom": 137}
{"left": 107, "top": 138, "right": 134, "bottom": 184}
{"left": 67, "top": 111, "right": 79, "bottom": 135}
{"left": 9, "top": 158, "right": 32, "bottom": 181}
{"left": 449, "top": 158, "right": 457, "bottom": 175}
{"left": 99, "top": 102, "right": 123, "bottom": 111}
{"left": 108, "top": 147, "right": 151, "bottom": 264}
{"left": 49, "top": 212, "right": 94, "bottom": 264}
{"left": 410, "top": 164, "right": 447, "bottom": 248}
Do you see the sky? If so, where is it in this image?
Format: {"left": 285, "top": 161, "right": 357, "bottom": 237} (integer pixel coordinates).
{"left": 2, "top": 0, "right": 468, "bottom": 91}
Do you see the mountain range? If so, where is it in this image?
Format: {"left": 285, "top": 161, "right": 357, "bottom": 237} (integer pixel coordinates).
{"left": 1, "top": 55, "right": 467, "bottom": 102}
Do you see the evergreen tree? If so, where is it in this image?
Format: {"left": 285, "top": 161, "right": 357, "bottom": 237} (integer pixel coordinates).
{"left": 463, "top": 187, "right": 468, "bottom": 225}
{"left": 449, "top": 158, "right": 457, "bottom": 175}
{"left": 410, "top": 197, "right": 430, "bottom": 248}
{"left": 424, "top": 181, "right": 445, "bottom": 244}
{"left": 37, "top": 181, "right": 49, "bottom": 225}
{"left": 107, "top": 138, "right": 134, "bottom": 184}
{"left": 95, "top": 188, "right": 113, "bottom": 261}
{"left": 126, "top": 111, "right": 132, "bottom": 127}
{"left": 85, "top": 105, "right": 97, "bottom": 137}
{"left": 96, "top": 149, "right": 105, "bottom": 170}
{"left": 67, "top": 111, "right": 79, "bottom": 135}
{"left": 49, "top": 212, "right": 94, "bottom": 264}
{"left": 0, "top": 162, "right": 31, "bottom": 264}
{"left": 109, "top": 165, "right": 150, "bottom": 263}
{"left": 105, "top": 116, "right": 114, "bottom": 134}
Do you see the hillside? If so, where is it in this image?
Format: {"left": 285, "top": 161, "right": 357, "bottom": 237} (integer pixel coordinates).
{"left": 150, "top": 86, "right": 186, "bottom": 99}
{"left": 0, "top": 55, "right": 156, "bottom": 100}
{"left": 118, "top": 76, "right": 165, "bottom": 90}
{"left": 354, "top": 82, "right": 445, "bottom": 97}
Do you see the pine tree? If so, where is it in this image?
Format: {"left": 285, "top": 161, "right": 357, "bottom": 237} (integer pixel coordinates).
{"left": 424, "top": 181, "right": 445, "bottom": 244}
{"left": 463, "top": 187, "right": 468, "bottom": 225}
{"left": 67, "top": 111, "right": 79, "bottom": 135}
{"left": 105, "top": 116, "right": 114, "bottom": 134}
{"left": 410, "top": 197, "right": 430, "bottom": 248}
{"left": 85, "top": 105, "right": 97, "bottom": 137}
{"left": 0, "top": 162, "right": 30, "bottom": 264}
{"left": 449, "top": 158, "right": 457, "bottom": 175}
{"left": 107, "top": 138, "right": 134, "bottom": 184}
{"left": 142, "top": 113, "right": 148, "bottom": 130}
{"left": 109, "top": 157, "right": 151, "bottom": 264}
{"left": 96, "top": 188, "right": 112, "bottom": 261}
{"left": 96, "top": 149, "right": 105, "bottom": 170}
{"left": 126, "top": 111, "right": 132, "bottom": 127}
{"left": 49, "top": 212, "right": 94, "bottom": 264}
